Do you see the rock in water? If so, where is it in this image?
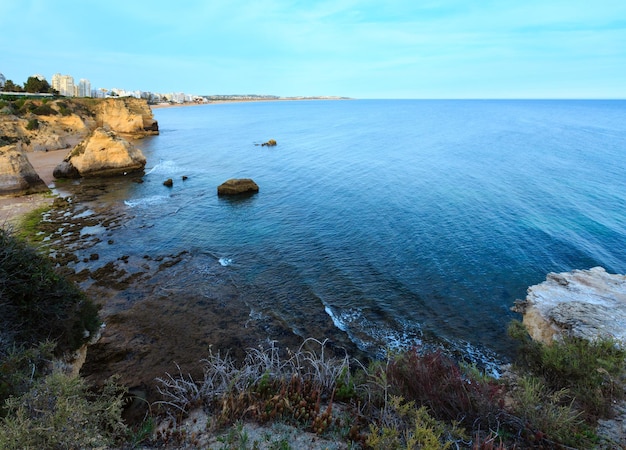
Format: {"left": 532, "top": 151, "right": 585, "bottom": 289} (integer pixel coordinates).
{"left": 217, "top": 178, "right": 259, "bottom": 196}
{"left": 512, "top": 267, "right": 626, "bottom": 345}
{"left": 0, "top": 143, "right": 49, "bottom": 196}
{"left": 54, "top": 128, "right": 147, "bottom": 178}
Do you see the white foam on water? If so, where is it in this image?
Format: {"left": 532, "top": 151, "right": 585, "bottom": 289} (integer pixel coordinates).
{"left": 74, "top": 209, "right": 95, "bottom": 219}
{"left": 124, "top": 195, "right": 169, "bottom": 208}
{"left": 218, "top": 257, "right": 233, "bottom": 267}
{"left": 145, "top": 159, "right": 187, "bottom": 176}
{"left": 324, "top": 305, "right": 358, "bottom": 332}
{"left": 80, "top": 224, "right": 106, "bottom": 236}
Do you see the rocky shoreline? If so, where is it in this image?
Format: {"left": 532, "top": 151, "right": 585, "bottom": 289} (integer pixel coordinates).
{"left": 1, "top": 97, "right": 159, "bottom": 224}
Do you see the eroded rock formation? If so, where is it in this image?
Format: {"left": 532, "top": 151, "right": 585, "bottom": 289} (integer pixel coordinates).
{"left": 94, "top": 97, "right": 159, "bottom": 137}
{"left": 53, "top": 128, "right": 147, "bottom": 178}
{"left": 0, "top": 97, "right": 158, "bottom": 156}
{"left": 0, "top": 143, "right": 49, "bottom": 196}
{"left": 512, "top": 267, "right": 626, "bottom": 345}
{"left": 217, "top": 178, "right": 259, "bottom": 196}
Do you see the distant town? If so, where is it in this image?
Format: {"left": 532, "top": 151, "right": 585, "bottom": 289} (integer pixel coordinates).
{"left": 0, "top": 71, "right": 347, "bottom": 104}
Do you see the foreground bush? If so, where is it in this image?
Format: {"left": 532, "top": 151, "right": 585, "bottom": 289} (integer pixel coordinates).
{"left": 0, "top": 342, "right": 55, "bottom": 417}
{"left": 153, "top": 333, "right": 626, "bottom": 449}
{"left": 0, "top": 226, "right": 101, "bottom": 414}
{"left": 0, "top": 227, "right": 100, "bottom": 355}
{"left": 0, "top": 373, "right": 127, "bottom": 449}
{"left": 509, "top": 320, "right": 626, "bottom": 419}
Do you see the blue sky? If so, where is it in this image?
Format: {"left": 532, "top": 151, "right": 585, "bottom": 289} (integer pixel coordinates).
{"left": 1, "top": 0, "right": 625, "bottom": 98}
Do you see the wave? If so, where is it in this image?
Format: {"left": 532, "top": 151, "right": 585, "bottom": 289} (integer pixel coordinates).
{"left": 324, "top": 305, "right": 422, "bottom": 356}
{"left": 145, "top": 159, "right": 188, "bottom": 176}
{"left": 324, "top": 305, "right": 503, "bottom": 374}
{"left": 124, "top": 195, "right": 170, "bottom": 208}
{"left": 218, "top": 257, "right": 234, "bottom": 267}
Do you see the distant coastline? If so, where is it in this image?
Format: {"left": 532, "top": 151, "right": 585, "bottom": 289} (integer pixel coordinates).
{"left": 151, "top": 95, "right": 351, "bottom": 109}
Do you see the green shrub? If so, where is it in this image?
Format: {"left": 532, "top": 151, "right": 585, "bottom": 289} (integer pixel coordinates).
{"left": 0, "top": 227, "right": 101, "bottom": 354}
{"left": 0, "top": 373, "right": 127, "bottom": 449}
{"left": 511, "top": 375, "right": 596, "bottom": 447}
{"left": 366, "top": 397, "right": 465, "bottom": 450}
{"left": 57, "top": 102, "right": 70, "bottom": 116}
{"left": 508, "top": 320, "right": 626, "bottom": 419}
{"left": 0, "top": 342, "right": 55, "bottom": 416}
{"left": 13, "top": 98, "right": 25, "bottom": 111}
{"left": 32, "top": 103, "right": 57, "bottom": 116}
{"left": 25, "top": 118, "right": 39, "bottom": 130}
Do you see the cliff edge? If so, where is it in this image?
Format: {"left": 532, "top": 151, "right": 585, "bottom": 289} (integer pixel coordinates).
{"left": 513, "top": 266, "right": 626, "bottom": 345}
{"left": 94, "top": 97, "right": 159, "bottom": 137}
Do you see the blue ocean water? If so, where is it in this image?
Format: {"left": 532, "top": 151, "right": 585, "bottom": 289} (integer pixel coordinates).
{"left": 73, "top": 100, "right": 626, "bottom": 365}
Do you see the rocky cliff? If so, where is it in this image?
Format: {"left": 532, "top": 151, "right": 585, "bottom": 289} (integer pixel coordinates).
{"left": 0, "top": 97, "right": 158, "bottom": 154}
{"left": 94, "top": 97, "right": 158, "bottom": 137}
{"left": 53, "top": 128, "right": 147, "bottom": 178}
{"left": 0, "top": 97, "right": 158, "bottom": 188}
{"left": 513, "top": 267, "right": 626, "bottom": 345}
{"left": 0, "top": 143, "right": 49, "bottom": 196}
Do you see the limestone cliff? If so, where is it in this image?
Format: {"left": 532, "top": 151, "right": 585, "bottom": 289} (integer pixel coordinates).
{"left": 0, "top": 97, "right": 158, "bottom": 154}
{"left": 54, "top": 128, "right": 147, "bottom": 178}
{"left": 94, "top": 97, "right": 159, "bottom": 137}
{"left": 0, "top": 102, "right": 94, "bottom": 152}
{"left": 512, "top": 267, "right": 626, "bottom": 345}
{"left": 0, "top": 143, "right": 49, "bottom": 196}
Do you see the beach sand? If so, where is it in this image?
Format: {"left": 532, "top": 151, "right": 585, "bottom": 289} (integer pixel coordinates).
{"left": 0, "top": 148, "right": 68, "bottom": 227}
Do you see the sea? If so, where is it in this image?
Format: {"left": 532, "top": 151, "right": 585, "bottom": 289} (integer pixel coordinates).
{"left": 51, "top": 99, "right": 626, "bottom": 375}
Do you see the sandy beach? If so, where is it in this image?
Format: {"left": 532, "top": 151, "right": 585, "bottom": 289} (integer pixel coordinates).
{"left": 0, "top": 148, "right": 68, "bottom": 227}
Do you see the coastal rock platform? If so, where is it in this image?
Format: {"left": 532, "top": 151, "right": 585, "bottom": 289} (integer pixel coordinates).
{"left": 512, "top": 266, "right": 626, "bottom": 345}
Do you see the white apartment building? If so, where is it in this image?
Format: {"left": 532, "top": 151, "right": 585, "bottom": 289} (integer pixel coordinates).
{"left": 51, "top": 73, "right": 75, "bottom": 97}
{"left": 78, "top": 79, "right": 91, "bottom": 97}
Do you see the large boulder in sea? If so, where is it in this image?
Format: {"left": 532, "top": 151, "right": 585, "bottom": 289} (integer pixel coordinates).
{"left": 217, "top": 178, "right": 259, "bottom": 196}
{"left": 512, "top": 267, "right": 626, "bottom": 346}
{"left": 0, "top": 143, "right": 49, "bottom": 196}
{"left": 53, "top": 128, "right": 147, "bottom": 179}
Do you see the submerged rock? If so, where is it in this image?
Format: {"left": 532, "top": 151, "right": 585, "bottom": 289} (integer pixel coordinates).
{"left": 217, "top": 178, "right": 259, "bottom": 196}
{"left": 163, "top": 178, "right": 173, "bottom": 187}
{"left": 54, "top": 128, "right": 147, "bottom": 178}
{"left": 0, "top": 143, "right": 50, "bottom": 196}
{"left": 512, "top": 267, "right": 626, "bottom": 345}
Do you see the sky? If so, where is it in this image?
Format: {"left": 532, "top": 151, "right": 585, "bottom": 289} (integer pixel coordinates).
{"left": 1, "top": 0, "right": 625, "bottom": 98}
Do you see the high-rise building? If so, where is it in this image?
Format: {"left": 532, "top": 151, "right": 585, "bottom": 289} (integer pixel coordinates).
{"left": 51, "top": 73, "right": 75, "bottom": 96}
{"left": 78, "top": 79, "right": 91, "bottom": 97}
{"left": 0, "top": 72, "right": 6, "bottom": 88}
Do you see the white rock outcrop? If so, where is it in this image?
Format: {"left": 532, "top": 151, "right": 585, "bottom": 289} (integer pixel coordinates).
{"left": 512, "top": 267, "right": 626, "bottom": 345}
